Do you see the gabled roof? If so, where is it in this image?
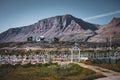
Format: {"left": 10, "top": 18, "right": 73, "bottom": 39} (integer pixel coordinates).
{"left": 70, "top": 46, "right": 81, "bottom": 50}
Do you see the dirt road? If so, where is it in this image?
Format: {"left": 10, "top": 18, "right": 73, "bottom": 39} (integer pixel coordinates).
{"left": 59, "top": 61, "right": 120, "bottom": 80}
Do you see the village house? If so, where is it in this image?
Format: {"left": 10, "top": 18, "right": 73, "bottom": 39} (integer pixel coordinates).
{"left": 27, "top": 36, "right": 59, "bottom": 43}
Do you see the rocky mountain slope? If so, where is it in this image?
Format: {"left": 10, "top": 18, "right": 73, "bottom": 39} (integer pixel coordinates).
{"left": 0, "top": 14, "right": 98, "bottom": 43}
{"left": 88, "top": 18, "right": 120, "bottom": 42}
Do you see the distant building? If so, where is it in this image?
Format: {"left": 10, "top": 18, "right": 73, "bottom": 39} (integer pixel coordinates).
{"left": 27, "top": 36, "right": 59, "bottom": 43}
{"left": 36, "top": 37, "right": 45, "bottom": 42}
{"left": 27, "top": 36, "right": 33, "bottom": 42}
{"left": 52, "top": 37, "right": 59, "bottom": 43}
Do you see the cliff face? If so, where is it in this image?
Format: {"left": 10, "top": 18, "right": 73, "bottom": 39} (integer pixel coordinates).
{"left": 88, "top": 18, "right": 120, "bottom": 42}
{"left": 0, "top": 14, "right": 98, "bottom": 43}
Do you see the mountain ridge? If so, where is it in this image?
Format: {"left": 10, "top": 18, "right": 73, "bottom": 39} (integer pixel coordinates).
{"left": 88, "top": 17, "right": 120, "bottom": 42}
{"left": 0, "top": 14, "right": 119, "bottom": 43}
{"left": 0, "top": 14, "right": 99, "bottom": 43}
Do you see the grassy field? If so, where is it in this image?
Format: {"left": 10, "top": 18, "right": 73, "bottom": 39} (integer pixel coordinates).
{"left": 84, "top": 60, "right": 120, "bottom": 72}
{"left": 0, "top": 63, "right": 104, "bottom": 80}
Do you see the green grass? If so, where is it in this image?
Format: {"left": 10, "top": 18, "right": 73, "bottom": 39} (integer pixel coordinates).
{"left": 0, "top": 63, "right": 104, "bottom": 80}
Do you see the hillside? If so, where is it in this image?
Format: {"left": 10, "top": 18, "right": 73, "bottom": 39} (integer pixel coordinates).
{"left": 88, "top": 18, "right": 120, "bottom": 42}
{"left": 0, "top": 14, "right": 98, "bottom": 43}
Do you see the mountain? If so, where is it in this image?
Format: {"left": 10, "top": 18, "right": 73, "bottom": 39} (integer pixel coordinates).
{"left": 88, "top": 18, "right": 120, "bottom": 42}
{"left": 0, "top": 14, "right": 99, "bottom": 43}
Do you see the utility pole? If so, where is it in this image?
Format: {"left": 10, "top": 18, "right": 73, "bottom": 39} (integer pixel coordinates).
{"left": 109, "top": 35, "right": 112, "bottom": 50}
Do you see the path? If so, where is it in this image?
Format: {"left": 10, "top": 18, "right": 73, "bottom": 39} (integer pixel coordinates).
{"left": 58, "top": 61, "right": 120, "bottom": 80}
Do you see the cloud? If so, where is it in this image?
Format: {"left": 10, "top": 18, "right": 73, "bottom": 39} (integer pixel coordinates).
{"left": 84, "top": 10, "right": 120, "bottom": 21}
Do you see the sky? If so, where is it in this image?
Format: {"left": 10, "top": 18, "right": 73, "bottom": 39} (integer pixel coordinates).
{"left": 0, "top": 0, "right": 120, "bottom": 33}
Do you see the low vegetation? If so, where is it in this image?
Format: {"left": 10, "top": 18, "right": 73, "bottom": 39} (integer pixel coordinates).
{"left": 0, "top": 63, "right": 104, "bottom": 80}
{"left": 84, "top": 59, "right": 120, "bottom": 72}
{"left": 0, "top": 41, "right": 120, "bottom": 50}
